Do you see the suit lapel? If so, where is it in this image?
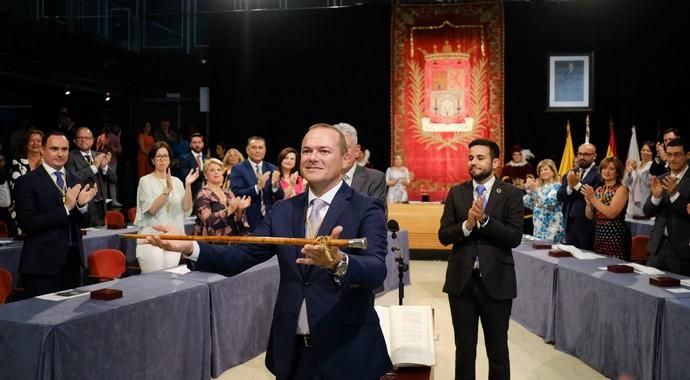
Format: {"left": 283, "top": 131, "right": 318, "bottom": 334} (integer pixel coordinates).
{"left": 291, "top": 193, "right": 309, "bottom": 278}
{"left": 462, "top": 182, "right": 474, "bottom": 212}
{"left": 485, "top": 179, "right": 506, "bottom": 216}
{"left": 351, "top": 165, "right": 365, "bottom": 192}
{"left": 318, "top": 185, "right": 351, "bottom": 237}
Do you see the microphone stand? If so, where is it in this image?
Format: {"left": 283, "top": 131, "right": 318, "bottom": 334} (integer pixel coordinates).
{"left": 390, "top": 229, "right": 408, "bottom": 305}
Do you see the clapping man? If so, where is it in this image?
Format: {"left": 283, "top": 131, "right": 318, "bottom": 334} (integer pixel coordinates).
{"left": 557, "top": 143, "right": 602, "bottom": 249}
{"left": 177, "top": 132, "right": 206, "bottom": 203}
{"left": 67, "top": 127, "right": 117, "bottom": 227}
{"left": 15, "top": 132, "right": 98, "bottom": 296}
{"left": 644, "top": 138, "right": 690, "bottom": 276}
{"left": 231, "top": 136, "right": 284, "bottom": 231}
{"left": 439, "top": 139, "right": 524, "bottom": 379}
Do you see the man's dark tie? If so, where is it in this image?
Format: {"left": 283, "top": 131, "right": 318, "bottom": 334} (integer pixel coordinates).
{"left": 55, "top": 171, "right": 65, "bottom": 189}
{"left": 86, "top": 154, "right": 93, "bottom": 166}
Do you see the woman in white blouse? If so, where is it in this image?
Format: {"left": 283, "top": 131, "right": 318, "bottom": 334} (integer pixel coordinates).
{"left": 135, "top": 141, "right": 199, "bottom": 273}
{"left": 623, "top": 141, "right": 654, "bottom": 217}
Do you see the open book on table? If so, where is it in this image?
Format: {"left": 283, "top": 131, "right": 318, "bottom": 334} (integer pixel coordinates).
{"left": 375, "top": 305, "right": 436, "bottom": 367}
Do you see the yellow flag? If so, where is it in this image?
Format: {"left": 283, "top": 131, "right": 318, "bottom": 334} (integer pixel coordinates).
{"left": 559, "top": 121, "right": 575, "bottom": 177}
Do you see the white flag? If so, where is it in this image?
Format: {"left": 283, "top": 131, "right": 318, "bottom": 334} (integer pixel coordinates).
{"left": 627, "top": 126, "right": 640, "bottom": 162}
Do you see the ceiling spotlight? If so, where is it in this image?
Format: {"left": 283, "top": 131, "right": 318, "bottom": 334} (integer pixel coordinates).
{"left": 201, "top": 57, "right": 207, "bottom": 64}
{"left": 64, "top": 89, "right": 71, "bottom": 96}
{"left": 105, "top": 92, "right": 111, "bottom": 102}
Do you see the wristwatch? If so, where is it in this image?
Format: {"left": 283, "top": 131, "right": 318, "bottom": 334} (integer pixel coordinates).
{"left": 331, "top": 253, "right": 349, "bottom": 278}
{"left": 478, "top": 215, "right": 490, "bottom": 229}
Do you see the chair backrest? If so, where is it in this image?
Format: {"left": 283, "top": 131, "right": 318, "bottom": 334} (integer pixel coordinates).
{"left": 0, "top": 220, "right": 8, "bottom": 238}
{"left": 631, "top": 235, "right": 650, "bottom": 264}
{"left": 127, "top": 207, "right": 137, "bottom": 224}
{"left": 105, "top": 210, "right": 125, "bottom": 226}
{"left": 0, "top": 267, "right": 12, "bottom": 304}
{"left": 88, "top": 249, "right": 126, "bottom": 280}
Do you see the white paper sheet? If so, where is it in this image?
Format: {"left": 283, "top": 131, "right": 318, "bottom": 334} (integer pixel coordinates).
{"left": 36, "top": 289, "right": 90, "bottom": 301}
{"left": 554, "top": 244, "right": 604, "bottom": 260}
{"left": 165, "top": 265, "right": 191, "bottom": 275}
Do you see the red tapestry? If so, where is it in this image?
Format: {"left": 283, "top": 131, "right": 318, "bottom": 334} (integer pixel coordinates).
{"left": 391, "top": 3, "right": 504, "bottom": 201}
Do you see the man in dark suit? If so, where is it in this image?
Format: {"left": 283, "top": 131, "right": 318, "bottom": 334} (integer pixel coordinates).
{"left": 15, "top": 131, "right": 97, "bottom": 297}
{"left": 66, "top": 127, "right": 117, "bottom": 227}
{"left": 148, "top": 124, "right": 392, "bottom": 379}
{"left": 176, "top": 132, "right": 205, "bottom": 202}
{"left": 650, "top": 128, "right": 681, "bottom": 176}
{"left": 557, "top": 143, "right": 602, "bottom": 249}
{"left": 644, "top": 137, "right": 690, "bottom": 276}
{"left": 439, "top": 138, "right": 524, "bottom": 380}
{"left": 231, "top": 136, "right": 284, "bottom": 231}
{"left": 333, "top": 123, "right": 387, "bottom": 205}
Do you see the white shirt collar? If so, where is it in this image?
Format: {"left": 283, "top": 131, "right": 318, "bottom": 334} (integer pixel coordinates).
{"left": 472, "top": 175, "right": 496, "bottom": 199}
{"left": 42, "top": 162, "right": 65, "bottom": 178}
{"left": 307, "top": 180, "right": 343, "bottom": 207}
{"left": 671, "top": 164, "right": 689, "bottom": 181}
{"left": 343, "top": 165, "right": 357, "bottom": 185}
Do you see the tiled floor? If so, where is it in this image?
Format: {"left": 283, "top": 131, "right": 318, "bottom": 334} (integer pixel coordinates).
{"left": 219, "top": 260, "right": 606, "bottom": 379}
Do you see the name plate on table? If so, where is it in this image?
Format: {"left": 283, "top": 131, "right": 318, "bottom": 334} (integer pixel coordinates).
{"left": 607, "top": 264, "right": 634, "bottom": 273}
{"left": 91, "top": 288, "right": 123, "bottom": 300}
{"left": 532, "top": 242, "right": 552, "bottom": 249}
{"left": 649, "top": 276, "right": 681, "bottom": 287}
{"left": 632, "top": 215, "right": 650, "bottom": 220}
{"left": 548, "top": 249, "right": 572, "bottom": 257}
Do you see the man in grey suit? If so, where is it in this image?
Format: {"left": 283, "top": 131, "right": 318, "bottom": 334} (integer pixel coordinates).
{"left": 644, "top": 137, "right": 690, "bottom": 276}
{"left": 333, "top": 123, "right": 387, "bottom": 205}
{"left": 66, "top": 127, "right": 117, "bottom": 227}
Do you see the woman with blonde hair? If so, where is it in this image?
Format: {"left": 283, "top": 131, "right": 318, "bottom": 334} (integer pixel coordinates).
{"left": 386, "top": 153, "right": 411, "bottom": 203}
{"left": 221, "top": 148, "right": 244, "bottom": 191}
{"left": 193, "top": 158, "right": 250, "bottom": 237}
{"left": 523, "top": 159, "right": 564, "bottom": 242}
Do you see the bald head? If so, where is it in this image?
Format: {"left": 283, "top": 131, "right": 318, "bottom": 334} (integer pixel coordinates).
{"left": 576, "top": 143, "right": 597, "bottom": 168}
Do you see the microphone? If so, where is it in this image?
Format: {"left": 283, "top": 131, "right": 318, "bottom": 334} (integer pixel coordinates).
{"left": 387, "top": 219, "right": 400, "bottom": 239}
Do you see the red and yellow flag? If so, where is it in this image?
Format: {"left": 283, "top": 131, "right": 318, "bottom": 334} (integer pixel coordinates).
{"left": 559, "top": 120, "right": 575, "bottom": 177}
{"left": 606, "top": 120, "right": 618, "bottom": 158}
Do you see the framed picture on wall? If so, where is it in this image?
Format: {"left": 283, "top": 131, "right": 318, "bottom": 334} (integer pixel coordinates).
{"left": 547, "top": 52, "right": 593, "bottom": 111}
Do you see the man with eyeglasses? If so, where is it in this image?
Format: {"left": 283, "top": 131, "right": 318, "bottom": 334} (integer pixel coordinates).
{"left": 644, "top": 137, "right": 690, "bottom": 276}
{"left": 650, "top": 128, "right": 681, "bottom": 176}
{"left": 557, "top": 143, "right": 602, "bottom": 250}
{"left": 67, "top": 127, "right": 117, "bottom": 227}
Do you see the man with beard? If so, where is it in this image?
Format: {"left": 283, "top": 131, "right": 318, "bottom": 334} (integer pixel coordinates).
{"left": 557, "top": 142, "right": 602, "bottom": 250}
{"left": 439, "top": 139, "right": 524, "bottom": 380}
{"left": 177, "top": 132, "right": 206, "bottom": 203}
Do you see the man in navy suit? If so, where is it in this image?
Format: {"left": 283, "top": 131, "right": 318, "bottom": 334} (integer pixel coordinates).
{"left": 148, "top": 124, "right": 392, "bottom": 379}
{"left": 231, "top": 136, "right": 284, "bottom": 230}
{"left": 439, "top": 139, "right": 524, "bottom": 380}
{"left": 15, "top": 131, "right": 98, "bottom": 296}
{"left": 557, "top": 143, "right": 602, "bottom": 249}
{"left": 177, "top": 132, "right": 206, "bottom": 203}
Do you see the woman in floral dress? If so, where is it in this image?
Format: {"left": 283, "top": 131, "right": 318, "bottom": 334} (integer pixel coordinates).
{"left": 523, "top": 159, "right": 564, "bottom": 242}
